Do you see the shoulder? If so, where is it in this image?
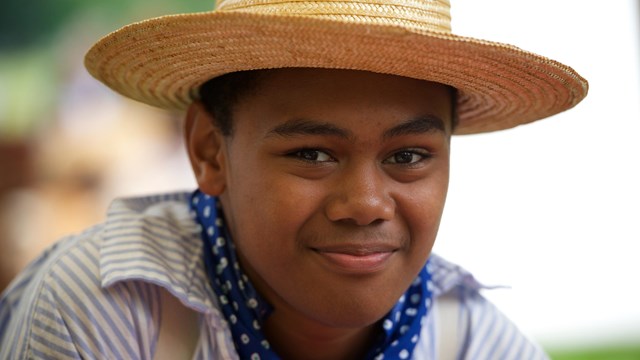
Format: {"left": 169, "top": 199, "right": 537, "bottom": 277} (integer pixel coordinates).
{"left": 0, "top": 224, "right": 164, "bottom": 359}
{"left": 0, "top": 192, "right": 202, "bottom": 359}
{"left": 412, "top": 254, "right": 549, "bottom": 360}
{"left": 449, "top": 289, "right": 548, "bottom": 359}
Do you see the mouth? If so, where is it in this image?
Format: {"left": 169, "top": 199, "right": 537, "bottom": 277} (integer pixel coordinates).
{"left": 311, "top": 245, "right": 398, "bottom": 275}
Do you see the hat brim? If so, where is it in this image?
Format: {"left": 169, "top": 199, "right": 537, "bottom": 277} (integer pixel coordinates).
{"left": 85, "top": 11, "right": 588, "bottom": 134}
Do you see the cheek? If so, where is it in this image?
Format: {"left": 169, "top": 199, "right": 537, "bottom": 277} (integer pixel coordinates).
{"left": 399, "top": 169, "right": 450, "bottom": 254}
{"left": 225, "top": 163, "right": 325, "bottom": 258}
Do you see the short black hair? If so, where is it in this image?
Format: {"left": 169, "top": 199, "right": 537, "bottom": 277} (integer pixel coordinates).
{"left": 198, "top": 70, "right": 458, "bottom": 135}
{"left": 198, "top": 70, "right": 264, "bottom": 136}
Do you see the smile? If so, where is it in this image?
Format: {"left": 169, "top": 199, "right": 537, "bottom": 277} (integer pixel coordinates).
{"left": 311, "top": 245, "right": 397, "bottom": 275}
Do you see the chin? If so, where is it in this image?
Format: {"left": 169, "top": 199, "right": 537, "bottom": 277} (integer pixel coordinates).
{"left": 303, "top": 294, "right": 398, "bottom": 329}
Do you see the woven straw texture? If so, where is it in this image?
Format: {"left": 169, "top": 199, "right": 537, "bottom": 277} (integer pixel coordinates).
{"left": 85, "top": 0, "right": 588, "bottom": 134}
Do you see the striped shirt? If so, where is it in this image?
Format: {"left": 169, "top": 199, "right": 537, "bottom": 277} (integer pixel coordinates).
{"left": 0, "top": 192, "right": 548, "bottom": 359}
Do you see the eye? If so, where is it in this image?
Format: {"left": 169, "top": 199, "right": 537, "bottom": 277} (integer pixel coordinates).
{"left": 384, "top": 150, "right": 431, "bottom": 165}
{"left": 289, "top": 149, "right": 335, "bottom": 162}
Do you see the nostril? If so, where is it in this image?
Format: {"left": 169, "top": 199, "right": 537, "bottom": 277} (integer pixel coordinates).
{"left": 325, "top": 195, "right": 395, "bottom": 226}
{"left": 334, "top": 217, "right": 386, "bottom": 226}
{"left": 370, "top": 218, "right": 386, "bottom": 226}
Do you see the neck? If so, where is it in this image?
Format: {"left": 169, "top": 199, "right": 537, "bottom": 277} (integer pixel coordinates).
{"left": 236, "top": 252, "right": 382, "bottom": 359}
{"left": 263, "top": 306, "right": 379, "bottom": 360}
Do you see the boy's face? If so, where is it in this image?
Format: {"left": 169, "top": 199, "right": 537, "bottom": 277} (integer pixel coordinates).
{"left": 188, "top": 68, "right": 452, "bottom": 329}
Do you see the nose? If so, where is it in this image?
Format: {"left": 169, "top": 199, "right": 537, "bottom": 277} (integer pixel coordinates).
{"left": 325, "top": 164, "right": 395, "bottom": 226}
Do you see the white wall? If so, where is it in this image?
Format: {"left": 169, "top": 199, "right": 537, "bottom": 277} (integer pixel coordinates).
{"left": 434, "top": 0, "right": 640, "bottom": 347}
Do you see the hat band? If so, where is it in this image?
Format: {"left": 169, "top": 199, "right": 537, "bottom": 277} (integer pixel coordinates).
{"left": 216, "top": 0, "right": 452, "bottom": 33}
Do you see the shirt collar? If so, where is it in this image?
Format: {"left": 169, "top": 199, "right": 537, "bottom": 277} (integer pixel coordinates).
{"left": 98, "top": 192, "right": 216, "bottom": 313}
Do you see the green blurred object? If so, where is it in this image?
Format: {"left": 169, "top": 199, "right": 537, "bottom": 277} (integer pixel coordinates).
{"left": 0, "top": 0, "right": 85, "bottom": 50}
{"left": 0, "top": 49, "right": 56, "bottom": 139}
{"left": 547, "top": 344, "right": 640, "bottom": 360}
{"left": 0, "top": 0, "right": 209, "bottom": 51}
{"left": 0, "top": 0, "right": 210, "bottom": 140}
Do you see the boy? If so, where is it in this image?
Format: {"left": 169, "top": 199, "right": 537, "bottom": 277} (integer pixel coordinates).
{"left": 0, "top": 0, "right": 587, "bottom": 358}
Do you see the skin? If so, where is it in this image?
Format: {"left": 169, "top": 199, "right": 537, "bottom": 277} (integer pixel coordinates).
{"left": 186, "top": 68, "right": 452, "bottom": 360}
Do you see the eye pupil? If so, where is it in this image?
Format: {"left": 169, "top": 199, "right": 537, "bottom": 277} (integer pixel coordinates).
{"left": 300, "top": 150, "right": 318, "bottom": 161}
{"left": 395, "top": 151, "right": 414, "bottom": 164}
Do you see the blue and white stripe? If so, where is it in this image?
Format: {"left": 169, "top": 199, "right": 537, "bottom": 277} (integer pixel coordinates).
{"left": 0, "top": 192, "right": 548, "bottom": 359}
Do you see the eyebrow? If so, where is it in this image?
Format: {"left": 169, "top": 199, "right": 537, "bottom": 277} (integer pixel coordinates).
{"left": 266, "top": 118, "right": 354, "bottom": 140}
{"left": 382, "top": 115, "right": 446, "bottom": 140}
{"left": 265, "top": 114, "right": 446, "bottom": 140}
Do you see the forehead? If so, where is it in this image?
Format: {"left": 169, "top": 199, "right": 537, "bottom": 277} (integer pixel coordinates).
{"left": 252, "top": 68, "right": 451, "bottom": 104}
{"left": 232, "top": 68, "right": 454, "bottom": 135}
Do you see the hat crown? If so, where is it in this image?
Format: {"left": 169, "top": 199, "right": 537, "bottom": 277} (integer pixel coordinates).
{"left": 215, "top": 0, "right": 452, "bottom": 33}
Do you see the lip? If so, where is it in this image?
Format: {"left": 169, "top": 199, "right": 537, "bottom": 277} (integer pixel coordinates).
{"left": 312, "top": 245, "right": 397, "bottom": 275}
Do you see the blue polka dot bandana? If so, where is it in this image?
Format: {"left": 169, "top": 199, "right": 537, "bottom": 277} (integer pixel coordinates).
{"left": 190, "top": 190, "right": 434, "bottom": 359}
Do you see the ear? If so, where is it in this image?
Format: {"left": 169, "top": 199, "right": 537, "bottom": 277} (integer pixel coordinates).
{"left": 184, "top": 101, "right": 228, "bottom": 196}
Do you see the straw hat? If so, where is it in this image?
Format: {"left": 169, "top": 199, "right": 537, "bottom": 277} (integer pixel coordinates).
{"left": 85, "top": 0, "right": 588, "bottom": 134}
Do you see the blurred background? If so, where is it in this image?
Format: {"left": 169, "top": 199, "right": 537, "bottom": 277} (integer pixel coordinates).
{"left": 0, "top": 0, "right": 638, "bottom": 358}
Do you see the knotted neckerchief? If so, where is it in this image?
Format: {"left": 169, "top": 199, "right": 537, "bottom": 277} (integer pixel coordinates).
{"left": 190, "top": 190, "right": 434, "bottom": 360}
